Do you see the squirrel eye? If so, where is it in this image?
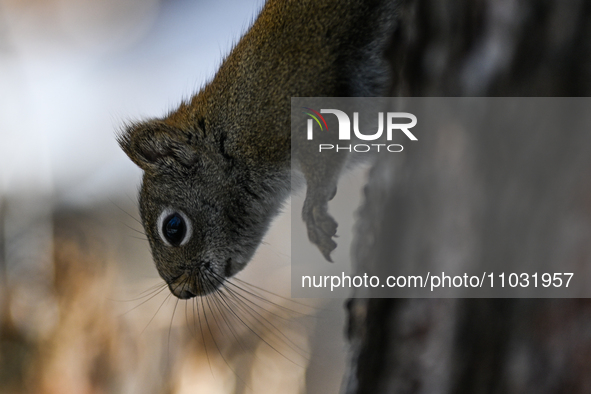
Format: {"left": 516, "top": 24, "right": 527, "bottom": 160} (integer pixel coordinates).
{"left": 157, "top": 209, "right": 192, "bottom": 247}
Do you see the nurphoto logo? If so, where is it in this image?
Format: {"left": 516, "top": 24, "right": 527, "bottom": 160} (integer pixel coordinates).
{"left": 303, "top": 108, "right": 417, "bottom": 153}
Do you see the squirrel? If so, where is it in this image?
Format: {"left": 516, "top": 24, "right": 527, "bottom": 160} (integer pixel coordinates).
{"left": 118, "top": 0, "right": 398, "bottom": 299}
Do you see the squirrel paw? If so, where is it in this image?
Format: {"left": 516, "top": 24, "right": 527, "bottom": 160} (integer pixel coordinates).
{"left": 302, "top": 198, "right": 338, "bottom": 262}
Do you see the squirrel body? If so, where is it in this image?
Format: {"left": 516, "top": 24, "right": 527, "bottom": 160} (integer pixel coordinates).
{"left": 119, "top": 0, "right": 397, "bottom": 298}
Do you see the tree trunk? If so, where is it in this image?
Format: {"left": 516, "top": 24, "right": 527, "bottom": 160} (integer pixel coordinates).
{"left": 345, "top": 1, "right": 591, "bottom": 393}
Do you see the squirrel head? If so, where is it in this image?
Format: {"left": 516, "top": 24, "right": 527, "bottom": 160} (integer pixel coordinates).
{"left": 118, "top": 119, "right": 287, "bottom": 299}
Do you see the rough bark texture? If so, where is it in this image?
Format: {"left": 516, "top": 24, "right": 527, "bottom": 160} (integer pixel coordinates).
{"left": 345, "top": 1, "right": 591, "bottom": 393}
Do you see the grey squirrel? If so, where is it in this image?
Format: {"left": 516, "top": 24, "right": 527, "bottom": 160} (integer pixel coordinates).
{"left": 118, "top": 0, "right": 398, "bottom": 299}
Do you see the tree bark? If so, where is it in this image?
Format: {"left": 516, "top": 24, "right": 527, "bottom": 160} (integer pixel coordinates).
{"left": 345, "top": 1, "right": 591, "bottom": 393}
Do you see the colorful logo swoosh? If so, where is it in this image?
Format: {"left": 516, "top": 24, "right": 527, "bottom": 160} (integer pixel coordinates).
{"left": 302, "top": 107, "right": 329, "bottom": 131}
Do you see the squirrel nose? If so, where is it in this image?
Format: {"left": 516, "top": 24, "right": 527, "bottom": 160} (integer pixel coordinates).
{"left": 169, "top": 282, "right": 197, "bottom": 299}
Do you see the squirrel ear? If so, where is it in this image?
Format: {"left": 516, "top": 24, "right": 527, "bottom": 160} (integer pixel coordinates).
{"left": 118, "top": 121, "right": 197, "bottom": 171}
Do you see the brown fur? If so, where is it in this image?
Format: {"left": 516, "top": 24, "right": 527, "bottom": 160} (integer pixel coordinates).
{"left": 119, "top": 0, "right": 398, "bottom": 298}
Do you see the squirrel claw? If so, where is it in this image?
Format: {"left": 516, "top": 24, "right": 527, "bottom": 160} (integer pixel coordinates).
{"left": 328, "top": 186, "right": 337, "bottom": 201}
{"left": 302, "top": 199, "right": 338, "bottom": 262}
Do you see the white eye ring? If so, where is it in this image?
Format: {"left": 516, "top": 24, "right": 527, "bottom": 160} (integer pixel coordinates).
{"left": 157, "top": 208, "right": 193, "bottom": 247}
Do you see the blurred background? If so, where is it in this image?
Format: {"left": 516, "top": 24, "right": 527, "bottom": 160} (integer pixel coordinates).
{"left": 0, "top": 0, "right": 349, "bottom": 392}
